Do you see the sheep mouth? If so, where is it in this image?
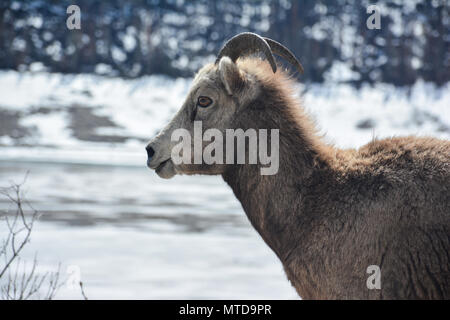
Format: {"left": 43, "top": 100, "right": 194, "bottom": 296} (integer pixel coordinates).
{"left": 155, "top": 158, "right": 171, "bottom": 172}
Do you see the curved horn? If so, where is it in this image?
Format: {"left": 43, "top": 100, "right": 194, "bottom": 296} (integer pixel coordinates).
{"left": 215, "top": 32, "right": 277, "bottom": 73}
{"left": 263, "top": 37, "right": 304, "bottom": 74}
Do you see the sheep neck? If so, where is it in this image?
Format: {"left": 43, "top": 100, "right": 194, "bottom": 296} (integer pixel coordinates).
{"left": 221, "top": 86, "right": 334, "bottom": 277}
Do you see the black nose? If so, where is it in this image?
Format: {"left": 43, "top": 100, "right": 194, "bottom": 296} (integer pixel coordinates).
{"left": 146, "top": 145, "right": 155, "bottom": 161}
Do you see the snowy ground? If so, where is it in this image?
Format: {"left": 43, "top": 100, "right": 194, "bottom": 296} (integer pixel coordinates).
{"left": 0, "top": 70, "right": 448, "bottom": 299}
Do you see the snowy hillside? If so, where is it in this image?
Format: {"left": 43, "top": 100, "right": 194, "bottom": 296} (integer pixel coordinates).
{"left": 0, "top": 69, "right": 448, "bottom": 166}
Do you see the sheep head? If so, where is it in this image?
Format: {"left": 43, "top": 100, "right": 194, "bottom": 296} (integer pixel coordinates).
{"left": 145, "top": 32, "right": 303, "bottom": 179}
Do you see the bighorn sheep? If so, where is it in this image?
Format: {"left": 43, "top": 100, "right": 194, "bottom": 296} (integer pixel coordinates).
{"left": 146, "top": 33, "right": 450, "bottom": 299}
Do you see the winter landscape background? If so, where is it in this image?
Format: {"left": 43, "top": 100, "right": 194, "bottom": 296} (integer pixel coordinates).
{"left": 0, "top": 0, "right": 448, "bottom": 299}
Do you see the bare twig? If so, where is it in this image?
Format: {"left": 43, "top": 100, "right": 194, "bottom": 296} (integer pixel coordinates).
{"left": 0, "top": 183, "right": 38, "bottom": 279}
{"left": 79, "top": 281, "right": 88, "bottom": 300}
{"left": 0, "top": 178, "right": 63, "bottom": 300}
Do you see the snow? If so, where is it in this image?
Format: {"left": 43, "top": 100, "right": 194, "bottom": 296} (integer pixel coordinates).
{"left": 303, "top": 80, "right": 449, "bottom": 148}
{"left": 0, "top": 161, "right": 297, "bottom": 299}
{"left": 20, "top": 111, "right": 75, "bottom": 146}
{"left": 0, "top": 69, "right": 448, "bottom": 299}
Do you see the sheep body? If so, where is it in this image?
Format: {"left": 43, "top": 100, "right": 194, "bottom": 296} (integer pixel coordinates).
{"left": 221, "top": 59, "right": 450, "bottom": 299}
{"left": 147, "top": 55, "right": 450, "bottom": 299}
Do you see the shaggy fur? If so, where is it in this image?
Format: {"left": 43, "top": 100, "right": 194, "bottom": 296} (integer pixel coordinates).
{"left": 222, "top": 59, "right": 450, "bottom": 299}
{"left": 147, "top": 57, "right": 450, "bottom": 299}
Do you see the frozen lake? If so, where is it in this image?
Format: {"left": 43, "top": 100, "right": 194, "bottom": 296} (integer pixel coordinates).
{"left": 0, "top": 161, "right": 298, "bottom": 299}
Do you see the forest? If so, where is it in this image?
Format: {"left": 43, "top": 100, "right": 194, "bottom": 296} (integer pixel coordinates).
{"left": 0, "top": 0, "right": 448, "bottom": 86}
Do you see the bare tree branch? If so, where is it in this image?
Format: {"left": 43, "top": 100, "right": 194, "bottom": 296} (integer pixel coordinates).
{"left": 0, "top": 178, "right": 63, "bottom": 300}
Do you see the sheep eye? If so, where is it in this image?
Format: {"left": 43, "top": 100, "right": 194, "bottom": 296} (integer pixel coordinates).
{"left": 197, "top": 96, "right": 213, "bottom": 108}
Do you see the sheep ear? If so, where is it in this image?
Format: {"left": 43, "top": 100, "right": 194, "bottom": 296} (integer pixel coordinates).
{"left": 218, "top": 56, "right": 244, "bottom": 95}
